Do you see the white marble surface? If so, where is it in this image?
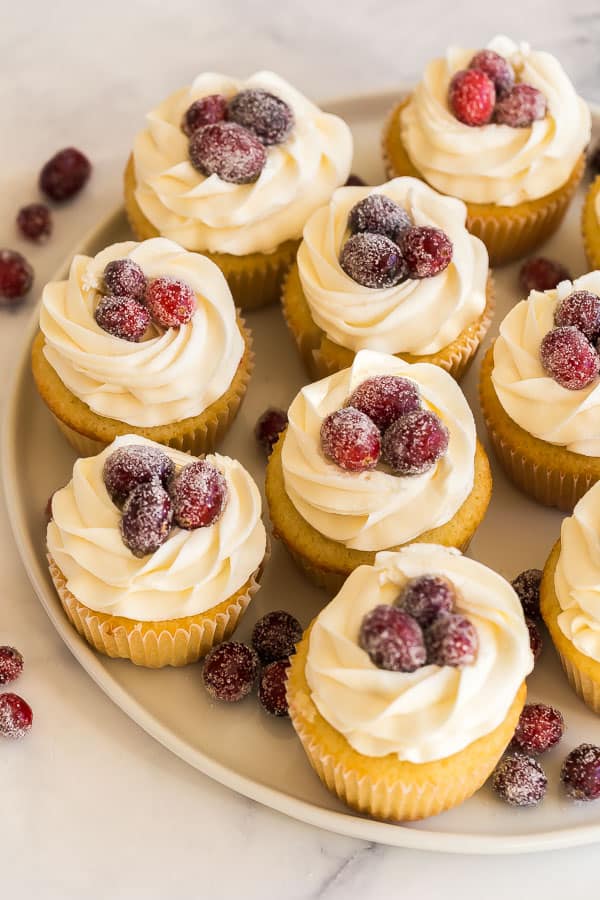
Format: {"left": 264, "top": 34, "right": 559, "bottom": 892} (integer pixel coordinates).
{"left": 2, "top": 1, "right": 600, "bottom": 897}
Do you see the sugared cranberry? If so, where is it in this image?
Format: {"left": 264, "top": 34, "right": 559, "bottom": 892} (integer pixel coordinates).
{"left": 382, "top": 409, "right": 449, "bottom": 475}
{"left": 359, "top": 605, "right": 426, "bottom": 672}
{"left": 348, "top": 375, "right": 421, "bottom": 432}
{"left": 340, "top": 233, "right": 406, "bottom": 289}
{"left": 202, "top": 642, "right": 259, "bottom": 702}
{"left": 397, "top": 575, "right": 456, "bottom": 627}
{"left": 0, "top": 647, "right": 24, "bottom": 685}
{"left": 494, "top": 84, "right": 547, "bottom": 127}
{"left": 554, "top": 291, "right": 600, "bottom": 341}
{"left": 400, "top": 226, "right": 453, "bottom": 279}
{"left": 468, "top": 49, "right": 515, "bottom": 99}
{"left": 511, "top": 569, "right": 542, "bottom": 619}
{"left": 95, "top": 295, "right": 151, "bottom": 342}
{"left": 103, "top": 259, "right": 147, "bottom": 301}
{"left": 258, "top": 660, "right": 290, "bottom": 717}
{"left": 588, "top": 141, "right": 600, "bottom": 178}
{"left": 512, "top": 703, "right": 564, "bottom": 755}
{"left": 145, "top": 277, "right": 196, "bottom": 328}
{"left": 255, "top": 407, "right": 288, "bottom": 456}
{"left": 345, "top": 174, "right": 367, "bottom": 186}
{"left": 519, "top": 257, "right": 571, "bottom": 294}
{"left": 39, "top": 147, "right": 91, "bottom": 202}
{"left": 103, "top": 444, "right": 174, "bottom": 508}
{"left": 0, "top": 693, "right": 33, "bottom": 739}
{"left": 348, "top": 194, "right": 411, "bottom": 240}
{"left": 320, "top": 407, "right": 381, "bottom": 472}
{"left": 526, "top": 617, "right": 543, "bottom": 661}
{"left": 448, "top": 68, "right": 495, "bottom": 126}
{"left": 227, "top": 89, "right": 294, "bottom": 145}
{"left": 189, "top": 121, "right": 266, "bottom": 184}
{"left": 171, "top": 460, "right": 228, "bottom": 530}
{"left": 181, "top": 94, "right": 228, "bottom": 136}
{"left": 425, "top": 612, "right": 478, "bottom": 666}
{"left": 0, "top": 249, "right": 33, "bottom": 305}
{"left": 120, "top": 481, "right": 173, "bottom": 557}
{"left": 16, "top": 203, "right": 52, "bottom": 243}
{"left": 492, "top": 754, "right": 547, "bottom": 807}
{"left": 251, "top": 610, "right": 303, "bottom": 664}
{"left": 540, "top": 326, "right": 600, "bottom": 391}
{"left": 561, "top": 744, "right": 600, "bottom": 801}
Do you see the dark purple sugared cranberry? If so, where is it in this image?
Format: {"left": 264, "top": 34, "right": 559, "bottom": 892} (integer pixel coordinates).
{"left": 258, "top": 660, "right": 290, "bottom": 717}
{"left": 492, "top": 754, "right": 547, "bottom": 807}
{"left": 512, "top": 703, "right": 564, "bottom": 755}
{"left": 251, "top": 610, "right": 303, "bottom": 664}
{"left": 359, "top": 604, "right": 426, "bottom": 672}
{"left": 400, "top": 226, "right": 453, "bottom": 279}
{"left": 95, "top": 295, "right": 151, "bottom": 342}
{"left": 345, "top": 173, "right": 367, "bottom": 186}
{"left": 0, "top": 647, "right": 24, "bottom": 686}
{"left": 120, "top": 481, "right": 173, "bottom": 557}
{"left": 103, "top": 259, "right": 147, "bottom": 301}
{"left": 171, "top": 460, "right": 228, "bottom": 530}
{"left": 511, "top": 569, "right": 542, "bottom": 619}
{"left": 348, "top": 375, "right": 421, "bottom": 431}
{"left": 255, "top": 407, "right": 288, "bottom": 456}
{"left": 320, "top": 407, "right": 381, "bottom": 472}
{"left": 0, "top": 693, "right": 33, "bottom": 739}
{"left": 468, "top": 49, "right": 515, "bottom": 100}
{"left": 526, "top": 617, "right": 543, "bottom": 661}
{"left": 561, "top": 744, "right": 600, "bottom": 801}
{"left": 494, "top": 84, "right": 547, "bottom": 127}
{"left": 103, "top": 444, "right": 174, "bottom": 508}
{"left": 227, "top": 89, "right": 294, "bottom": 145}
{"left": 16, "top": 203, "right": 52, "bottom": 243}
{"left": 425, "top": 612, "right": 478, "bottom": 666}
{"left": 340, "top": 232, "right": 406, "bottom": 289}
{"left": 347, "top": 194, "right": 411, "bottom": 240}
{"left": 181, "top": 94, "right": 228, "bottom": 136}
{"left": 382, "top": 409, "right": 449, "bottom": 475}
{"left": 0, "top": 249, "right": 33, "bottom": 305}
{"left": 202, "top": 641, "right": 259, "bottom": 702}
{"left": 145, "top": 277, "right": 196, "bottom": 328}
{"left": 554, "top": 290, "right": 600, "bottom": 341}
{"left": 540, "top": 326, "right": 600, "bottom": 391}
{"left": 189, "top": 121, "right": 266, "bottom": 184}
{"left": 397, "top": 575, "right": 456, "bottom": 627}
{"left": 519, "top": 257, "right": 571, "bottom": 294}
{"left": 39, "top": 147, "right": 91, "bottom": 202}
{"left": 448, "top": 68, "right": 495, "bottom": 126}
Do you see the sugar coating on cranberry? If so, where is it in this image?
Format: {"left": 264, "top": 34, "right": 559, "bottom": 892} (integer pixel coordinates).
{"left": 251, "top": 610, "right": 303, "bottom": 664}
{"left": 345, "top": 173, "right": 367, "bottom": 186}
{"left": 255, "top": 407, "right": 288, "bottom": 456}
{"left": 145, "top": 277, "right": 196, "bottom": 328}
{"left": 494, "top": 84, "right": 547, "bottom": 127}
{"left": 39, "top": 147, "right": 91, "bottom": 202}
{"left": 512, "top": 703, "right": 564, "bottom": 755}
{"left": 17, "top": 203, "right": 52, "bottom": 243}
{"left": 103, "top": 444, "right": 174, "bottom": 508}
{"left": 511, "top": 569, "right": 542, "bottom": 619}
{"left": 425, "top": 612, "right": 478, "bottom": 666}
{"left": 0, "top": 693, "right": 33, "bottom": 739}
{"left": 448, "top": 68, "right": 495, "bottom": 126}
{"left": 95, "top": 295, "right": 151, "bottom": 342}
{"left": 340, "top": 232, "right": 406, "bottom": 289}
{"left": 0, "top": 647, "right": 24, "bottom": 685}
{"left": 554, "top": 291, "right": 600, "bottom": 341}
{"left": 103, "top": 259, "right": 147, "bottom": 301}
{"left": 519, "top": 257, "right": 571, "bottom": 294}
{"left": 171, "top": 460, "right": 228, "bottom": 529}
{"left": 348, "top": 375, "right": 421, "bottom": 432}
{"left": 382, "top": 409, "right": 449, "bottom": 476}
{"left": 561, "top": 744, "right": 600, "bottom": 801}
{"left": 0, "top": 249, "right": 33, "bottom": 303}
{"left": 348, "top": 194, "right": 411, "bottom": 240}
{"left": 468, "top": 49, "right": 515, "bottom": 99}
{"left": 397, "top": 575, "right": 456, "bottom": 627}
{"left": 181, "top": 94, "right": 228, "bottom": 136}
{"left": 526, "top": 617, "right": 543, "bottom": 661}
{"left": 258, "top": 660, "right": 290, "bottom": 717}
{"left": 359, "top": 604, "right": 426, "bottom": 672}
{"left": 320, "top": 406, "right": 381, "bottom": 472}
{"left": 203, "top": 642, "right": 259, "bottom": 702}
{"left": 120, "top": 481, "right": 173, "bottom": 557}
{"left": 227, "top": 89, "right": 294, "bottom": 145}
{"left": 492, "top": 754, "right": 547, "bottom": 807}
{"left": 189, "top": 121, "right": 266, "bottom": 184}
{"left": 400, "top": 227, "right": 453, "bottom": 279}
{"left": 540, "top": 326, "right": 600, "bottom": 391}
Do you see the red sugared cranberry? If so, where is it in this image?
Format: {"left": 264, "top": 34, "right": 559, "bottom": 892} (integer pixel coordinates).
{"left": 255, "top": 407, "right": 288, "bottom": 456}
{"left": 492, "top": 754, "right": 547, "bottom": 807}
{"left": 189, "top": 121, "right": 266, "bottom": 184}
{"left": 103, "top": 444, "right": 174, "bottom": 508}
{"left": 228, "top": 89, "right": 294, "bottom": 145}
{"left": 519, "top": 257, "right": 571, "bottom": 294}
{"left": 0, "top": 693, "right": 33, "bottom": 739}
{"left": 145, "top": 277, "right": 196, "bottom": 328}
{"left": 252, "top": 611, "right": 302, "bottom": 664}
{"left": 425, "top": 612, "right": 478, "bottom": 666}
{"left": 448, "top": 69, "right": 495, "bottom": 126}
{"left": 348, "top": 375, "right": 421, "bottom": 432}
{"left": 400, "top": 226, "right": 453, "bottom": 279}
{"left": 345, "top": 174, "right": 367, "bottom": 186}
{"left": 554, "top": 290, "right": 600, "bottom": 341}
{"left": 397, "top": 575, "right": 456, "bottom": 627}
{"left": 589, "top": 141, "right": 600, "bottom": 178}
{"left": 561, "top": 744, "right": 600, "bottom": 801}
{"left": 348, "top": 194, "right": 411, "bottom": 240}
{"left": 16, "top": 203, "right": 52, "bottom": 243}
{"left": 468, "top": 49, "right": 515, "bottom": 99}
{"left": 120, "top": 481, "right": 173, "bottom": 557}
{"left": 340, "top": 233, "right": 406, "bottom": 289}
{"left": 526, "top": 617, "right": 543, "bottom": 661}
{"left": 103, "top": 259, "right": 147, "bottom": 301}
{"left": 0, "top": 249, "right": 33, "bottom": 305}
{"left": 494, "top": 84, "right": 547, "bottom": 127}
{"left": 95, "top": 295, "right": 151, "bottom": 342}
{"left": 181, "top": 94, "right": 228, "bottom": 136}
{"left": 511, "top": 569, "right": 542, "bottom": 619}
{"left": 203, "top": 642, "right": 259, "bottom": 702}
{"left": 320, "top": 407, "right": 381, "bottom": 472}
{"left": 359, "top": 605, "right": 426, "bottom": 672}
{"left": 0, "top": 647, "right": 24, "bottom": 685}
{"left": 171, "top": 460, "right": 228, "bottom": 530}
{"left": 39, "top": 147, "right": 91, "bottom": 202}
{"left": 382, "top": 409, "right": 449, "bottom": 475}
{"left": 540, "top": 326, "right": 600, "bottom": 391}
{"left": 258, "top": 660, "right": 290, "bottom": 717}
{"left": 512, "top": 703, "right": 564, "bottom": 755}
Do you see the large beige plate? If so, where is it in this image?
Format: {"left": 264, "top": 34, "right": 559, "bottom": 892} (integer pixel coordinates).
{"left": 4, "top": 90, "right": 600, "bottom": 853}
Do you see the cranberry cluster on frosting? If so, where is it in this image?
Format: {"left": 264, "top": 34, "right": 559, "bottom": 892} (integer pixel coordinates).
{"left": 359, "top": 574, "right": 478, "bottom": 673}
{"left": 539, "top": 289, "right": 600, "bottom": 390}
{"left": 319, "top": 374, "right": 449, "bottom": 476}
{"left": 339, "top": 194, "right": 453, "bottom": 289}
{"left": 448, "top": 49, "right": 547, "bottom": 128}
{"left": 102, "top": 444, "right": 228, "bottom": 557}
{"left": 182, "top": 89, "right": 294, "bottom": 185}
{"left": 94, "top": 257, "right": 196, "bottom": 342}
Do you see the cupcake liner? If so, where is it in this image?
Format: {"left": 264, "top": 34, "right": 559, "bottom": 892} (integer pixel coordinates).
{"left": 582, "top": 175, "right": 600, "bottom": 271}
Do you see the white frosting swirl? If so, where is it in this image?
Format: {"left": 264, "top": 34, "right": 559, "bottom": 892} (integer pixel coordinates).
{"left": 400, "top": 36, "right": 590, "bottom": 206}
{"left": 281, "top": 350, "right": 476, "bottom": 551}
{"left": 40, "top": 238, "right": 244, "bottom": 428}
{"left": 306, "top": 544, "right": 533, "bottom": 763}
{"left": 132, "top": 71, "right": 353, "bottom": 255}
{"left": 492, "top": 272, "right": 600, "bottom": 456}
{"left": 46, "top": 435, "right": 267, "bottom": 621}
{"left": 297, "top": 177, "right": 488, "bottom": 355}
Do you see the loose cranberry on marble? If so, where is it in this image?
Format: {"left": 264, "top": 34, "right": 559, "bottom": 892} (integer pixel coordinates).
{"left": 189, "top": 121, "right": 266, "bottom": 184}
{"left": 492, "top": 754, "right": 547, "bottom": 807}
{"left": 16, "top": 203, "right": 52, "bottom": 243}
{"left": 512, "top": 703, "right": 564, "bottom": 755}
{"left": 448, "top": 69, "right": 495, "bottom": 126}
{"left": 251, "top": 611, "right": 303, "bottom": 664}
{"left": 95, "top": 295, "right": 151, "bottom": 342}
{"left": 526, "top": 617, "right": 543, "bottom": 661}
{"left": 145, "top": 277, "right": 196, "bottom": 328}
{"left": 258, "top": 660, "right": 290, "bottom": 717}
{"left": 171, "top": 460, "right": 228, "bottom": 530}
{"left": 120, "top": 482, "right": 173, "bottom": 557}
{"left": 181, "top": 94, "right": 228, "bottom": 136}
{"left": 0, "top": 693, "right": 33, "bottom": 739}
{"left": 511, "top": 569, "right": 543, "bottom": 619}
{"left": 348, "top": 194, "right": 411, "bottom": 240}
{"left": 340, "top": 233, "right": 406, "bottom": 289}
{"left": 494, "top": 84, "right": 547, "bottom": 127}
{"left": 202, "top": 642, "right": 259, "bottom": 702}
{"left": 554, "top": 290, "right": 600, "bottom": 341}
{"left": 103, "top": 444, "right": 174, "bottom": 508}
{"left": 103, "top": 259, "right": 147, "bottom": 301}
{"left": 381, "top": 409, "right": 449, "bottom": 475}
{"left": 561, "top": 744, "right": 600, "bottom": 801}
{"left": 397, "top": 575, "right": 456, "bottom": 627}
{"left": 359, "top": 604, "right": 426, "bottom": 672}
{"left": 425, "top": 612, "right": 478, "bottom": 666}
{"left": 0, "top": 249, "right": 33, "bottom": 306}
{"left": 540, "top": 326, "right": 600, "bottom": 391}
{"left": 399, "top": 226, "right": 453, "bottom": 279}
{"left": 227, "top": 89, "right": 294, "bottom": 145}
{"left": 348, "top": 375, "right": 421, "bottom": 432}
{"left": 255, "top": 407, "right": 288, "bottom": 457}
{"left": 320, "top": 407, "right": 381, "bottom": 472}
{"left": 0, "top": 648, "right": 24, "bottom": 686}
{"left": 519, "top": 257, "right": 571, "bottom": 294}
{"left": 39, "top": 147, "right": 91, "bottom": 202}
{"left": 468, "top": 49, "right": 515, "bottom": 99}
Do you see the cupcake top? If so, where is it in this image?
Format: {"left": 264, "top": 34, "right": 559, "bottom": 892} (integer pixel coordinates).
{"left": 47, "top": 435, "right": 267, "bottom": 622}
{"left": 280, "top": 349, "right": 476, "bottom": 551}
{"left": 132, "top": 71, "right": 353, "bottom": 255}
{"left": 492, "top": 272, "right": 600, "bottom": 456}
{"left": 305, "top": 544, "right": 533, "bottom": 763}
{"left": 40, "top": 238, "right": 245, "bottom": 428}
{"left": 400, "top": 36, "right": 590, "bottom": 206}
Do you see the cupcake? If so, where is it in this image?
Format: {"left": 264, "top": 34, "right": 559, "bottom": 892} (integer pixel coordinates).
{"left": 480, "top": 272, "right": 600, "bottom": 511}
{"left": 266, "top": 349, "right": 492, "bottom": 593}
{"left": 31, "top": 238, "right": 252, "bottom": 457}
{"left": 582, "top": 176, "right": 600, "bottom": 271}
{"left": 383, "top": 36, "right": 590, "bottom": 265}
{"left": 46, "top": 435, "right": 267, "bottom": 668}
{"left": 282, "top": 177, "right": 494, "bottom": 381}
{"left": 287, "top": 544, "right": 532, "bottom": 821}
{"left": 125, "top": 71, "right": 353, "bottom": 309}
